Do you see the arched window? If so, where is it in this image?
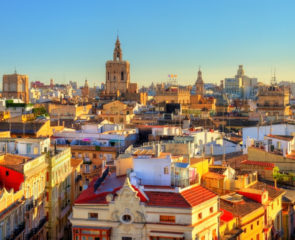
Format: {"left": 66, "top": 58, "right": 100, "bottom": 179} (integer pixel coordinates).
{"left": 121, "top": 71, "right": 124, "bottom": 80}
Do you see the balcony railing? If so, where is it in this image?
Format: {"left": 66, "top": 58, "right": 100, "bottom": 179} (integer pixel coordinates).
{"left": 5, "top": 222, "right": 25, "bottom": 240}
{"left": 75, "top": 174, "right": 82, "bottom": 183}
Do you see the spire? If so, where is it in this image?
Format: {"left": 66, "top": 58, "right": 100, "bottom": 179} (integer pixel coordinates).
{"left": 113, "top": 35, "right": 122, "bottom": 61}
{"left": 195, "top": 68, "right": 204, "bottom": 96}
{"left": 84, "top": 79, "right": 89, "bottom": 87}
{"left": 196, "top": 68, "right": 204, "bottom": 84}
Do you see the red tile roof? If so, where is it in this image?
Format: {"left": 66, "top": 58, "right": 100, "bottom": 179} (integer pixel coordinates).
{"left": 75, "top": 174, "right": 217, "bottom": 208}
{"left": 145, "top": 191, "right": 190, "bottom": 208}
{"left": 181, "top": 185, "right": 217, "bottom": 207}
{"left": 241, "top": 160, "right": 275, "bottom": 169}
{"left": 75, "top": 173, "right": 148, "bottom": 204}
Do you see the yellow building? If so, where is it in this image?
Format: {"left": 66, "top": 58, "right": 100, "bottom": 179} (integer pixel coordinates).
{"left": 154, "top": 86, "right": 191, "bottom": 105}
{"left": 70, "top": 158, "right": 83, "bottom": 206}
{"left": 0, "top": 169, "right": 25, "bottom": 240}
{"left": 70, "top": 145, "right": 117, "bottom": 188}
{"left": 45, "top": 147, "right": 72, "bottom": 240}
{"left": 190, "top": 95, "right": 216, "bottom": 112}
{"left": 0, "top": 111, "right": 10, "bottom": 121}
{"left": 220, "top": 193, "right": 265, "bottom": 240}
{"left": 100, "top": 100, "right": 134, "bottom": 124}
{"left": 48, "top": 103, "right": 92, "bottom": 120}
{"left": 257, "top": 84, "right": 290, "bottom": 119}
{"left": 0, "top": 153, "right": 48, "bottom": 240}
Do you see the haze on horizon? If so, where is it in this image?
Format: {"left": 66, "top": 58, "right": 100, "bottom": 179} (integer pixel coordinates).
{"left": 0, "top": 0, "right": 294, "bottom": 88}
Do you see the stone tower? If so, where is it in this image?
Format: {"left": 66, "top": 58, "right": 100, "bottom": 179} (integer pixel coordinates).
{"left": 195, "top": 69, "right": 204, "bottom": 96}
{"left": 82, "top": 79, "right": 89, "bottom": 98}
{"left": 2, "top": 73, "right": 29, "bottom": 103}
{"left": 105, "top": 36, "right": 130, "bottom": 95}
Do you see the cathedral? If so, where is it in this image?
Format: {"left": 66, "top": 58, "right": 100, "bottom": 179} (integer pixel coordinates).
{"left": 101, "top": 37, "right": 147, "bottom": 105}
{"left": 105, "top": 36, "right": 131, "bottom": 95}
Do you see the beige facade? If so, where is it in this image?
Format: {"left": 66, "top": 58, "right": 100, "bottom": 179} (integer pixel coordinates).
{"left": 48, "top": 103, "right": 92, "bottom": 120}
{"left": 155, "top": 86, "right": 191, "bottom": 105}
{"left": 0, "top": 185, "right": 25, "bottom": 240}
{"left": 100, "top": 100, "right": 134, "bottom": 124}
{"left": 46, "top": 147, "right": 72, "bottom": 240}
{"left": 2, "top": 73, "right": 29, "bottom": 103}
{"left": 257, "top": 84, "right": 290, "bottom": 118}
{"left": 69, "top": 177, "right": 220, "bottom": 240}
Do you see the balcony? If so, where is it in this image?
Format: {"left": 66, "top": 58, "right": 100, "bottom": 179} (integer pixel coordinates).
{"left": 75, "top": 174, "right": 82, "bottom": 183}
{"left": 60, "top": 204, "right": 71, "bottom": 219}
{"left": 5, "top": 222, "right": 25, "bottom": 240}
{"left": 25, "top": 216, "right": 47, "bottom": 239}
{"left": 83, "top": 157, "right": 92, "bottom": 164}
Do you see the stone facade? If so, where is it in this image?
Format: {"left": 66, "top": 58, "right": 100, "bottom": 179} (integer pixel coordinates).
{"left": 2, "top": 73, "right": 29, "bottom": 103}
{"left": 105, "top": 37, "right": 130, "bottom": 95}
{"left": 257, "top": 84, "right": 290, "bottom": 119}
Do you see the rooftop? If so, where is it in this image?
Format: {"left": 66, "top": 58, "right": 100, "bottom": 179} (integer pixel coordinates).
{"left": 75, "top": 170, "right": 217, "bottom": 209}
{"left": 266, "top": 134, "right": 294, "bottom": 141}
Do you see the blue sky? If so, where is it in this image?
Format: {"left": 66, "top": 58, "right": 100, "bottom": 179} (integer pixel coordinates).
{"left": 0, "top": 0, "right": 294, "bottom": 87}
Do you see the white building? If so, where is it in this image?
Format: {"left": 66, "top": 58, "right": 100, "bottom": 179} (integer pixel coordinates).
{"left": 225, "top": 65, "right": 257, "bottom": 99}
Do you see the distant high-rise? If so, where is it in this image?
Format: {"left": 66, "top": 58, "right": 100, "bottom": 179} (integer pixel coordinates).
{"left": 2, "top": 73, "right": 29, "bottom": 103}
{"left": 105, "top": 36, "right": 130, "bottom": 95}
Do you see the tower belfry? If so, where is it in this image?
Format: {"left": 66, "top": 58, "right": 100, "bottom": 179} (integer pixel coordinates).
{"left": 113, "top": 36, "right": 122, "bottom": 61}
{"left": 105, "top": 36, "right": 130, "bottom": 95}
{"left": 195, "top": 68, "right": 204, "bottom": 96}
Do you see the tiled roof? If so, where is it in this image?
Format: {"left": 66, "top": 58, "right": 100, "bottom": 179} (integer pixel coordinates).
{"left": 251, "top": 182, "right": 285, "bottom": 200}
{"left": 241, "top": 160, "right": 274, "bottom": 169}
{"left": 220, "top": 197, "right": 262, "bottom": 217}
{"left": 145, "top": 191, "right": 190, "bottom": 208}
{"left": 75, "top": 173, "right": 217, "bottom": 209}
{"left": 181, "top": 185, "right": 217, "bottom": 207}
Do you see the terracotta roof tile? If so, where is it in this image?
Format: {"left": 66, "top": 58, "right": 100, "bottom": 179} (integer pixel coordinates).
{"left": 181, "top": 185, "right": 217, "bottom": 207}
{"left": 145, "top": 191, "right": 190, "bottom": 208}
{"left": 241, "top": 160, "right": 274, "bottom": 168}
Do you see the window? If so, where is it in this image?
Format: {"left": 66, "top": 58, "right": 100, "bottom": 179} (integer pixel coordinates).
{"left": 160, "top": 215, "right": 175, "bottom": 223}
{"left": 256, "top": 234, "right": 259, "bottom": 240}
{"left": 164, "top": 167, "right": 169, "bottom": 175}
{"left": 198, "top": 212, "right": 202, "bottom": 220}
{"left": 6, "top": 170, "right": 9, "bottom": 176}
{"left": 257, "top": 220, "right": 259, "bottom": 226}
{"left": 93, "top": 153, "right": 96, "bottom": 159}
{"left": 122, "top": 214, "right": 132, "bottom": 223}
{"left": 88, "top": 212, "right": 98, "bottom": 219}
{"left": 210, "top": 207, "right": 214, "bottom": 213}
{"left": 121, "top": 71, "right": 124, "bottom": 80}
{"left": 212, "top": 229, "right": 217, "bottom": 240}
{"left": 122, "top": 238, "right": 132, "bottom": 240}
{"left": 244, "top": 227, "right": 247, "bottom": 233}
{"left": 251, "top": 224, "right": 253, "bottom": 230}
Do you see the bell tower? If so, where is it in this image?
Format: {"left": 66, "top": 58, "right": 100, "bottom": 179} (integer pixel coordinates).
{"left": 113, "top": 36, "right": 122, "bottom": 61}
{"left": 105, "top": 36, "right": 130, "bottom": 95}
{"left": 195, "top": 69, "right": 204, "bottom": 96}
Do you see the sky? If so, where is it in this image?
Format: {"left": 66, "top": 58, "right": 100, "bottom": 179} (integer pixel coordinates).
{"left": 0, "top": 0, "right": 294, "bottom": 87}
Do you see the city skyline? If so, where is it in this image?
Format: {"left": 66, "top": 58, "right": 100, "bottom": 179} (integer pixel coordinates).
{"left": 0, "top": 0, "right": 294, "bottom": 87}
